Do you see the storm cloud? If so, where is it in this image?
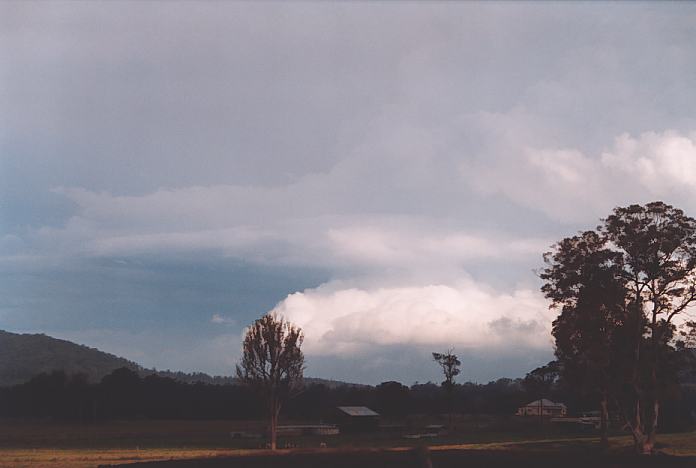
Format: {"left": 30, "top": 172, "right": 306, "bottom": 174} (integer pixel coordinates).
{"left": 3, "top": 2, "right": 696, "bottom": 383}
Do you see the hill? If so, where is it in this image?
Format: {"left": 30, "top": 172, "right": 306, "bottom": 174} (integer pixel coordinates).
{"left": 0, "top": 330, "right": 142, "bottom": 386}
{"left": 0, "top": 330, "right": 362, "bottom": 388}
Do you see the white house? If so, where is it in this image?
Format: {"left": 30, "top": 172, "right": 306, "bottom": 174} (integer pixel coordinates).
{"left": 516, "top": 399, "right": 567, "bottom": 417}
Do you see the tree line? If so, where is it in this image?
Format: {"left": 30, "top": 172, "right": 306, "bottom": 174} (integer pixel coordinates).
{"left": 2, "top": 363, "right": 693, "bottom": 430}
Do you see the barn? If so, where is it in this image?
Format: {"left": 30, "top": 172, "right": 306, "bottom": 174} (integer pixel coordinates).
{"left": 334, "top": 406, "right": 380, "bottom": 432}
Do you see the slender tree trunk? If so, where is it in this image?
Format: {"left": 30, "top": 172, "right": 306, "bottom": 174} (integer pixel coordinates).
{"left": 615, "top": 390, "right": 649, "bottom": 454}
{"left": 643, "top": 320, "right": 660, "bottom": 455}
{"left": 447, "top": 388, "right": 454, "bottom": 430}
{"left": 629, "top": 293, "right": 647, "bottom": 454}
{"left": 644, "top": 399, "right": 659, "bottom": 454}
{"left": 269, "top": 398, "right": 278, "bottom": 450}
{"left": 631, "top": 398, "right": 645, "bottom": 454}
{"left": 599, "top": 395, "right": 609, "bottom": 449}
{"left": 633, "top": 429, "right": 647, "bottom": 454}
{"left": 270, "top": 411, "right": 277, "bottom": 450}
{"left": 630, "top": 399, "right": 659, "bottom": 455}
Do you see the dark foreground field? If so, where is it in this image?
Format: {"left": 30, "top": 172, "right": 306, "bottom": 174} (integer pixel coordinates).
{"left": 104, "top": 447, "right": 696, "bottom": 468}
{"left": 2, "top": 420, "right": 696, "bottom": 467}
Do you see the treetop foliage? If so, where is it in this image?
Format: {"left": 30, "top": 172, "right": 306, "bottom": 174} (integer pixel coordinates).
{"left": 236, "top": 313, "right": 305, "bottom": 394}
{"left": 432, "top": 350, "right": 461, "bottom": 390}
{"left": 541, "top": 201, "right": 696, "bottom": 453}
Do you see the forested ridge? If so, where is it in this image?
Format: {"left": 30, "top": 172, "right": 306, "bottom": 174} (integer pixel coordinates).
{"left": 0, "top": 330, "right": 351, "bottom": 388}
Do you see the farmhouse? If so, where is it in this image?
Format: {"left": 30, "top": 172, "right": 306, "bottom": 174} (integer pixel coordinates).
{"left": 516, "top": 399, "right": 567, "bottom": 417}
{"left": 335, "top": 406, "right": 380, "bottom": 432}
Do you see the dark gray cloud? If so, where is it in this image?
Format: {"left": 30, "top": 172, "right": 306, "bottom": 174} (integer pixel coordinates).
{"left": 2, "top": 2, "right": 696, "bottom": 382}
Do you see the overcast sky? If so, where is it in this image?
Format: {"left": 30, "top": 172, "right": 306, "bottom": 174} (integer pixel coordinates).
{"left": 3, "top": 2, "right": 696, "bottom": 384}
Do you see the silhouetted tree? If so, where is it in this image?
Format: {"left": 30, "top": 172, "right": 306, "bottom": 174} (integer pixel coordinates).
{"left": 542, "top": 230, "right": 628, "bottom": 447}
{"left": 236, "top": 313, "right": 304, "bottom": 450}
{"left": 433, "top": 350, "right": 461, "bottom": 390}
{"left": 603, "top": 202, "right": 696, "bottom": 453}
{"left": 543, "top": 201, "right": 696, "bottom": 454}
{"left": 433, "top": 349, "right": 460, "bottom": 426}
{"left": 376, "top": 381, "right": 410, "bottom": 417}
{"left": 523, "top": 362, "right": 560, "bottom": 399}
{"left": 2, "top": 366, "right": 694, "bottom": 430}
{"left": 100, "top": 367, "right": 142, "bottom": 419}
{"left": 678, "top": 321, "right": 696, "bottom": 349}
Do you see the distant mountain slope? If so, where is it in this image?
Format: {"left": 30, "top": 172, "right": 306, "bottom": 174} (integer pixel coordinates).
{"left": 0, "top": 330, "right": 364, "bottom": 388}
{"left": 0, "top": 330, "right": 142, "bottom": 386}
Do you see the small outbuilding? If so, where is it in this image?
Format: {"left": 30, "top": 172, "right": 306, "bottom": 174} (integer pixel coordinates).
{"left": 334, "top": 406, "right": 380, "bottom": 432}
{"left": 516, "top": 399, "right": 567, "bottom": 417}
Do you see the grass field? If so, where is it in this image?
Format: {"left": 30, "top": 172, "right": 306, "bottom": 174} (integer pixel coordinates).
{"left": 111, "top": 447, "right": 696, "bottom": 468}
{"left": 0, "top": 415, "right": 602, "bottom": 449}
{"left": 0, "top": 419, "right": 695, "bottom": 467}
{"left": 0, "top": 448, "right": 240, "bottom": 468}
{"left": 107, "top": 433, "right": 696, "bottom": 468}
{"left": 3, "top": 435, "right": 696, "bottom": 468}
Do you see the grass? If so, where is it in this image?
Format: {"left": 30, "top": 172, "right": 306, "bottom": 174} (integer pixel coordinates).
{"left": 0, "top": 419, "right": 694, "bottom": 467}
{"left": 0, "top": 417, "right": 596, "bottom": 450}
{"left": 0, "top": 448, "right": 241, "bottom": 468}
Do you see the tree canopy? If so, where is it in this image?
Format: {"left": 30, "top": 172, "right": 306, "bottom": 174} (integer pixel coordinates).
{"left": 542, "top": 201, "right": 696, "bottom": 453}
{"left": 432, "top": 350, "right": 461, "bottom": 390}
{"left": 236, "top": 313, "right": 304, "bottom": 450}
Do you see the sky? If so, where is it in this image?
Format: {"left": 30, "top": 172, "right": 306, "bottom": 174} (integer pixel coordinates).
{"left": 3, "top": 2, "right": 696, "bottom": 385}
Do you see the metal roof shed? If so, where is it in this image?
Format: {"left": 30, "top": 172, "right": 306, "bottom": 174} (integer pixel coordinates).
{"left": 337, "top": 406, "right": 380, "bottom": 417}
{"left": 335, "top": 406, "right": 380, "bottom": 432}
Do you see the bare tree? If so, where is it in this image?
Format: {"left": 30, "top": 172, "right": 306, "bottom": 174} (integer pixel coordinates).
{"left": 236, "top": 313, "right": 304, "bottom": 450}
{"left": 433, "top": 349, "right": 460, "bottom": 426}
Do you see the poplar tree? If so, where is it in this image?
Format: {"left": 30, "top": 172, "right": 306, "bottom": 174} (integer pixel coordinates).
{"left": 236, "top": 313, "right": 304, "bottom": 450}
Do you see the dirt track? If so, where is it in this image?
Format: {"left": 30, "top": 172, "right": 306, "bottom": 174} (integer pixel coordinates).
{"left": 103, "top": 448, "right": 696, "bottom": 468}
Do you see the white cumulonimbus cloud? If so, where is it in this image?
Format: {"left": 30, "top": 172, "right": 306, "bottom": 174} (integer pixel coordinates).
{"left": 469, "top": 130, "right": 696, "bottom": 222}
{"left": 271, "top": 279, "right": 554, "bottom": 357}
{"left": 600, "top": 131, "right": 696, "bottom": 193}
